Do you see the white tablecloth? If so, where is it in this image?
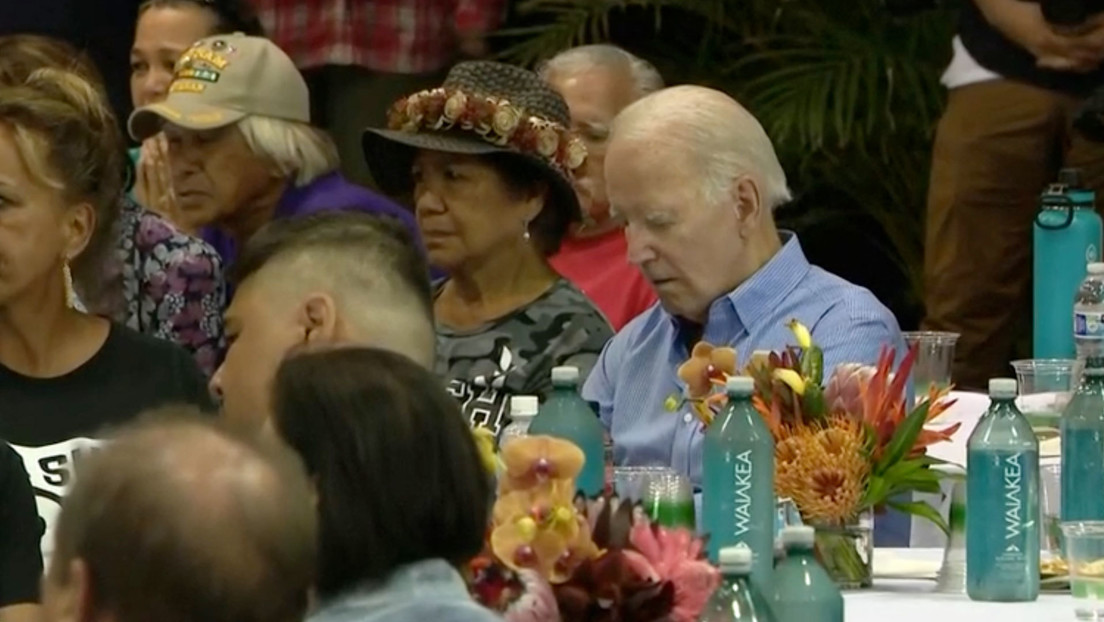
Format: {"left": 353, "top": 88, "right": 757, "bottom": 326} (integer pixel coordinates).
{"left": 854, "top": 548, "right": 1073, "bottom": 621}
{"left": 847, "top": 580, "right": 1072, "bottom": 621}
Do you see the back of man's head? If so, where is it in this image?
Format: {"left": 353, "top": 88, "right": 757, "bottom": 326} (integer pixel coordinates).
{"left": 232, "top": 210, "right": 436, "bottom": 368}
{"left": 44, "top": 409, "right": 317, "bottom": 622}
{"left": 610, "top": 85, "right": 791, "bottom": 211}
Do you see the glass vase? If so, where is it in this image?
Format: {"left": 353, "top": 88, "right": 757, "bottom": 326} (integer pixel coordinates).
{"left": 812, "top": 510, "right": 874, "bottom": 589}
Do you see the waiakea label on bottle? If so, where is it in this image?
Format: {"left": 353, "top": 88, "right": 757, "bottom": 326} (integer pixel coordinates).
{"left": 733, "top": 449, "right": 753, "bottom": 537}
{"left": 1004, "top": 453, "right": 1024, "bottom": 551}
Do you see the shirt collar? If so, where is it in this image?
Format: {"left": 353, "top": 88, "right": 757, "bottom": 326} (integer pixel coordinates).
{"left": 669, "top": 230, "right": 810, "bottom": 333}
{"left": 274, "top": 171, "right": 342, "bottom": 218}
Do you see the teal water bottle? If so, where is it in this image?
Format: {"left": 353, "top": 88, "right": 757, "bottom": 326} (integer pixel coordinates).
{"left": 768, "top": 526, "right": 844, "bottom": 622}
{"left": 966, "top": 378, "right": 1040, "bottom": 602}
{"left": 528, "top": 366, "right": 606, "bottom": 496}
{"left": 698, "top": 546, "right": 776, "bottom": 622}
{"left": 702, "top": 376, "right": 775, "bottom": 590}
{"left": 1061, "top": 357, "right": 1104, "bottom": 522}
{"left": 1034, "top": 168, "right": 1103, "bottom": 359}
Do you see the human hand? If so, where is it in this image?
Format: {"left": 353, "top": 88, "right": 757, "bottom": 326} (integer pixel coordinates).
{"left": 1035, "top": 14, "right": 1104, "bottom": 72}
{"left": 133, "top": 135, "right": 201, "bottom": 234}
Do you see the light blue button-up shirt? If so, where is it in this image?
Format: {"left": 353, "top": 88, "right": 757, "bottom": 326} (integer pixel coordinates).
{"left": 582, "top": 232, "right": 906, "bottom": 488}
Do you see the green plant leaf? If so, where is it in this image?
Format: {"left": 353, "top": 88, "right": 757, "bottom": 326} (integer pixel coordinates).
{"left": 875, "top": 400, "right": 931, "bottom": 474}
{"left": 888, "top": 499, "right": 949, "bottom": 534}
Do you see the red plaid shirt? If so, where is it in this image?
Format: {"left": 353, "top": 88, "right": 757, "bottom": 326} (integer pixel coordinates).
{"left": 252, "top": 0, "right": 505, "bottom": 74}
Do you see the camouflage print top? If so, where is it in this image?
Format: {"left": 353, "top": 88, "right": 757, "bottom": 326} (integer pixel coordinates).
{"left": 436, "top": 279, "right": 614, "bottom": 439}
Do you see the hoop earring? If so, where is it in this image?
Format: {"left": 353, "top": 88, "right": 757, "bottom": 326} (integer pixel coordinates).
{"left": 63, "top": 260, "right": 77, "bottom": 309}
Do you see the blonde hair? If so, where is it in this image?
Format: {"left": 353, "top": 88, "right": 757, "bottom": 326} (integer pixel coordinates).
{"left": 0, "top": 68, "right": 126, "bottom": 295}
{"left": 236, "top": 116, "right": 340, "bottom": 187}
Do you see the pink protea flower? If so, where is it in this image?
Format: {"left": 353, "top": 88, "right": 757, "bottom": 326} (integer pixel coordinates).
{"left": 628, "top": 524, "right": 720, "bottom": 622}
{"left": 824, "top": 362, "right": 876, "bottom": 416}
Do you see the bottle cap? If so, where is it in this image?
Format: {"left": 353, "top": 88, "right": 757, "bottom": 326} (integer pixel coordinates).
{"left": 781, "top": 525, "right": 815, "bottom": 549}
{"left": 717, "top": 545, "right": 753, "bottom": 572}
{"left": 725, "top": 376, "right": 755, "bottom": 396}
{"left": 510, "top": 395, "right": 539, "bottom": 418}
{"left": 1060, "top": 168, "right": 1085, "bottom": 188}
{"left": 988, "top": 378, "right": 1018, "bottom": 399}
{"left": 1089, "top": 262, "right": 1104, "bottom": 275}
{"left": 551, "top": 366, "right": 579, "bottom": 384}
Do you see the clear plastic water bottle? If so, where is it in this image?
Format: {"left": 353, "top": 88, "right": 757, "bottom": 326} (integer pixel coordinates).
{"left": 966, "top": 378, "right": 1040, "bottom": 602}
{"left": 528, "top": 366, "right": 606, "bottom": 496}
{"left": 768, "top": 526, "right": 844, "bottom": 622}
{"left": 500, "top": 395, "right": 539, "bottom": 448}
{"left": 1075, "top": 262, "right": 1104, "bottom": 361}
{"left": 698, "top": 546, "right": 776, "bottom": 622}
{"left": 702, "top": 376, "right": 775, "bottom": 590}
{"left": 1061, "top": 358, "right": 1104, "bottom": 522}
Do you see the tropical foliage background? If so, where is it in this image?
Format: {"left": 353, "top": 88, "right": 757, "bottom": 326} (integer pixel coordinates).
{"left": 492, "top": 0, "right": 959, "bottom": 328}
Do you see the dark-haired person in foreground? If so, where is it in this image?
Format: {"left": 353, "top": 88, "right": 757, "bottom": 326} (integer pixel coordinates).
{"left": 209, "top": 211, "right": 435, "bottom": 433}
{"left": 0, "top": 442, "right": 41, "bottom": 622}
{"left": 40, "top": 412, "right": 317, "bottom": 622}
{"left": 272, "top": 346, "right": 497, "bottom": 622}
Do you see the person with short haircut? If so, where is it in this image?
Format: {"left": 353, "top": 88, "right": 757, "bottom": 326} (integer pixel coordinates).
{"left": 363, "top": 61, "right": 614, "bottom": 440}
{"left": 271, "top": 346, "right": 496, "bottom": 622}
{"left": 539, "top": 44, "right": 660, "bottom": 331}
{"left": 584, "top": 84, "right": 904, "bottom": 488}
{"left": 210, "top": 210, "right": 435, "bottom": 433}
{"left": 0, "top": 68, "right": 213, "bottom": 569}
{"left": 0, "top": 442, "right": 42, "bottom": 622}
{"left": 128, "top": 33, "right": 420, "bottom": 282}
{"left": 40, "top": 411, "right": 317, "bottom": 622}
{"left": 0, "top": 33, "right": 227, "bottom": 376}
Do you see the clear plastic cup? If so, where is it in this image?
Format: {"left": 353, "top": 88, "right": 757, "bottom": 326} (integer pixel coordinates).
{"left": 1062, "top": 521, "right": 1104, "bottom": 620}
{"left": 903, "top": 331, "right": 959, "bottom": 403}
{"left": 1011, "top": 359, "right": 1076, "bottom": 440}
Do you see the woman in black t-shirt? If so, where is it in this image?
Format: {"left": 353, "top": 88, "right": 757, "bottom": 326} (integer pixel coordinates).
{"left": 0, "top": 69, "right": 212, "bottom": 573}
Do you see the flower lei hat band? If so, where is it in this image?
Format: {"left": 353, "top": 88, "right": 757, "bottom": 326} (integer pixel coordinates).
{"left": 386, "top": 86, "right": 588, "bottom": 179}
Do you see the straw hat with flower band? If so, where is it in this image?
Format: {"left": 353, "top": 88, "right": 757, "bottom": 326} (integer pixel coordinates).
{"left": 362, "top": 61, "right": 588, "bottom": 243}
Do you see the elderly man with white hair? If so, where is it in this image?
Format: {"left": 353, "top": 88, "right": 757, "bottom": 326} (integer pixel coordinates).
{"left": 128, "top": 33, "right": 419, "bottom": 284}
{"left": 539, "top": 44, "right": 661, "bottom": 330}
{"left": 583, "top": 85, "right": 905, "bottom": 489}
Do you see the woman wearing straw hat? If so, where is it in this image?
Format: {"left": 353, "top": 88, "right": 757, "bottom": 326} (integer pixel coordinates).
{"left": 363, "top": 61, "right": 614, "bottom": 440}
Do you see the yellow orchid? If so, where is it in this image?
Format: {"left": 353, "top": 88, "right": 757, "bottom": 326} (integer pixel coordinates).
{"left": 773, "top": 368, "right": 807, "bottom": 395}
{"left": 471, "top": 427, "right": 501, "bottom": 475}
{"left": 787, "top": 318, "right": 813, "bottom": 350}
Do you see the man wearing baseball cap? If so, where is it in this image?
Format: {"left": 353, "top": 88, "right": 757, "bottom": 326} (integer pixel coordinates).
{"left": 128, "top": 33, "right": 420, "bottom": 280}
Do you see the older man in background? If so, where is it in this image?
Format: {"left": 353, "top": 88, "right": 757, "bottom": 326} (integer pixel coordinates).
{"left": 209, "top": 211, "right": 436, "bottom": 434}
{"left": 40, "top": 413, "right": 316, "bottom": 622}
{"left": 584, "top": 85, "right": 905, "bottom": 486}
{"left": 540, "top": 44, "right": 660, "bottom": 331}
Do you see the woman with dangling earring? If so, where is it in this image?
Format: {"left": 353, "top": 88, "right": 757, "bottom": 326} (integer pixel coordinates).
{"left": 363, "top": 61, "right": 614, "bottom": 441}
{"left": 0, "top": 69, "right": 214, "bottom": 572}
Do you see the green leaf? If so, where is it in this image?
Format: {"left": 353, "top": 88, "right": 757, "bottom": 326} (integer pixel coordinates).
{"left": 875, "top": 400, "right": 931, "bottom": 473}
{"left": 888, "top": 499, "right": 949, "bottom": 534}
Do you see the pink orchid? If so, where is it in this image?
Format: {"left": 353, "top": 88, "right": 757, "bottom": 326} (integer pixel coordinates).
{"left": 629, "top": 524, "right": 720, "bottom": 622}
{"left": 503, "top": 569, "right": 561, "bottom": 622}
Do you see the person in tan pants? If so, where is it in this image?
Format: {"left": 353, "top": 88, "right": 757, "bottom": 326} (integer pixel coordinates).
{"left": 923, "top": 0, "right": 1104, "bottom": 390}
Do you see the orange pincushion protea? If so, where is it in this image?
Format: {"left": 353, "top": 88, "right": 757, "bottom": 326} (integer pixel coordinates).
{"left": 774, "top": 416, "right": 870, "bottom": 526}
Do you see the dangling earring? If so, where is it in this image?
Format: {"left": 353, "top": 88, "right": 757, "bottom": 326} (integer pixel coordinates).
{"left": 522, "top": 221, "right": 531, "bottom": 241}
{"left": 62, "top": 259, "right": 77, "bottom": 309}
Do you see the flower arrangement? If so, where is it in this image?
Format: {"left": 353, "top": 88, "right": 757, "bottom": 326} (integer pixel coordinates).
{"left": 666, "top": 320, "right": 961, "bottom": 586}
{"left": 465, "top": 435, "right": 719, "bottom": 621}
{"left": 386, "top": 87, "right": 588, "bottom": 178}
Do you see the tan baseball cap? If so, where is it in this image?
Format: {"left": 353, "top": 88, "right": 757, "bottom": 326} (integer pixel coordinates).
{"left": 128, "top": 33, "right": 310, "bottom": 141}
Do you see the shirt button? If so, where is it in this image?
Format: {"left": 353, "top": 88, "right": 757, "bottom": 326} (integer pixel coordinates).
{"left": 683, "top": 413, "right": 693, "bottom": 423}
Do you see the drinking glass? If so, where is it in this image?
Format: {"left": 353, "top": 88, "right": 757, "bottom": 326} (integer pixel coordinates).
{"left": 644, "top": 472, "right": 696, "bottom": 530}
{"left": 1011, "top": 358, "right": 1076, "bottom": 441}
{"left": 612, "top": 466, "right": 676, "bottom": 503}
{"left": 1062, "top": 521, "right": 1104, "bottom": 620}
{"left": 902, "top": 331, "right": 959, "bottom": 404}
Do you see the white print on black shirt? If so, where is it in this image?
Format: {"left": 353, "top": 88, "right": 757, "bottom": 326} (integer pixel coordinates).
{"left": 11, "top": 438, "right": 104, "bottom": 566}
{"left": 448, "top": 346, "right": 516, "bottom": 439}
